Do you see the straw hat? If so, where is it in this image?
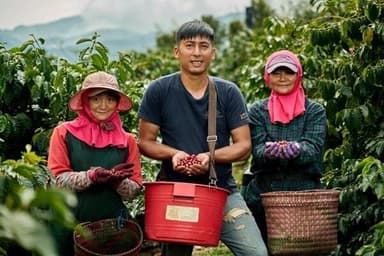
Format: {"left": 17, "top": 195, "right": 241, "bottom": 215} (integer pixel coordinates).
{"left": 68, "top": 71, "right": 133, "bottom": 111}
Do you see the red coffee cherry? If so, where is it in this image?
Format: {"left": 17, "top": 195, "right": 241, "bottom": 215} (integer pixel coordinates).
{"left": 177, "top": 154, "right": 202, "bottom": 167}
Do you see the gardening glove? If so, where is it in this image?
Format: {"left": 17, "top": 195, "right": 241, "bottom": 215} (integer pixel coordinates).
{"left": 88, "top": 164, "right": 134, "bottom": 184}
{"left": 87, "top": 167, "right": 114, "bottom": 184}
{"left": 111, "top": 163, "right": 134, "bottom": 179}
{"left": 264, "top": 142, "right": 281, "bottom": 159}
{"left": 281, "top": 141, "right": 300, "bottom": 159}
{"left": 109, "top": 163, "right": 135, "bottom": 189}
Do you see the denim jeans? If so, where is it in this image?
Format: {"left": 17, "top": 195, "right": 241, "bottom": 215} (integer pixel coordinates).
{"left": 161, "top": 191, "right": 268, "bottom": 256}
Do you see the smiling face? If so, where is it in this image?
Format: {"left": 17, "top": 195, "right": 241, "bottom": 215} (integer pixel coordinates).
{"left": 88, "top": 91, "right": 119, "bottom": 121}
{"left": 268, "top": 67, "right": 298, "bottom": 95}
{"left": 174, "top": 36, "right": 216, "bottom": 76}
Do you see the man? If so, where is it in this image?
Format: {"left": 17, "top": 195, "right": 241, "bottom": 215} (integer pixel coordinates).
{"left": 138, "top": 19, "right": 268, "bottom": 256}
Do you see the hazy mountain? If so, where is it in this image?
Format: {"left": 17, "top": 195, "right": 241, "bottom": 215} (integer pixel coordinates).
{"left": 0, "top": 12, "right": 245, "bottom": 61}
{"left": 0, "top": 15, "right": 157, "bottom": 61}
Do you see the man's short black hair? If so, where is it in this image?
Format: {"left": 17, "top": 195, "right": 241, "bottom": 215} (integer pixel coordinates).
{"left": 175, "top": 19, "right": 215, "bottom": 45}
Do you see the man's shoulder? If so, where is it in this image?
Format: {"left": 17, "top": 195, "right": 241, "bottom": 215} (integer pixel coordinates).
{"left": 145, "top": 72, "right": 179, "bottom": 93}
{"left": 154, "top": 72, "right": 179, "bottom": 83}
{"left": 211, "top": 76, "right": 236, "bottom": 87}
{"left": 211, "top": 76, "right": 243, "bottom": 98}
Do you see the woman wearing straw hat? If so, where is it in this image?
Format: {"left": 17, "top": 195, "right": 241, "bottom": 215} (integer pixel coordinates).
{"left": 48, "top": 71, "right": 143, "bottom": 255}
{"left": 242, "top": 50, "right": 327, "bottom": 245}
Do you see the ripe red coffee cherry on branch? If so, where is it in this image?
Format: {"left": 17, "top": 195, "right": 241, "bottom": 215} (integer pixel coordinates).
{"left": 176, "top": 154, "right": 202, "bottom": 167}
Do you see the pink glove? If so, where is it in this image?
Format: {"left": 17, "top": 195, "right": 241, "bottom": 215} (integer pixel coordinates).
{"left": 281, "top": 142, "right": 300, "bottom": 159}
{"left": 264, "top": 142, "right": 280, "bottom": 159}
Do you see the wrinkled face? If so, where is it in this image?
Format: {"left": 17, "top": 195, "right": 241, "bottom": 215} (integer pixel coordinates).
{"left": 174, "top": 36, "right": 216, "bottom": 76}
{"left": 268, "top": 67, "right": 297, "bottom": 95}
{"left": 88, "top": 92, "right": 118, "bottom": 121}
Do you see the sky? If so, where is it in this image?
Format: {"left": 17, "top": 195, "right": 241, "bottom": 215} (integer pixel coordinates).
{"left": 0, "top": 0, "right": 258, "bottom": 31}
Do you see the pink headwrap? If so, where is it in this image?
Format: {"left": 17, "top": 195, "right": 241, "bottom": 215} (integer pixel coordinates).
{"left": 64, "top": 89, "right": 128, "bottom": 148}
{"left": 264, "top": 50, "right": 305, "bottom": 124}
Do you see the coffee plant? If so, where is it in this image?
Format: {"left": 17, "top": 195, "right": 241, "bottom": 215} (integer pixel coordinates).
{"left": 0, "top": 0, "right": 383, "bottom": 255}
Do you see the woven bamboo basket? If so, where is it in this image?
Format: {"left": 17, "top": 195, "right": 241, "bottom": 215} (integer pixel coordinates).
{"left": 73, "top": 218, "right": 143, "bottom": 256}
{"left": 261, "top": 189, "right": 340, "bottom": 256}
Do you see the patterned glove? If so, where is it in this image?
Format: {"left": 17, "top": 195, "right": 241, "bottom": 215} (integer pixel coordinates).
{"left": 264, "top": 142, "right": 280, "bottom": 159}
{"left": 281, "top": 141, "right": 300, "bottom": 159}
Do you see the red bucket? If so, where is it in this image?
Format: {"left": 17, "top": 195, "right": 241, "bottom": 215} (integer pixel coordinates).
{"left": 143, "top": 181, "right": 229, "bottom": 246}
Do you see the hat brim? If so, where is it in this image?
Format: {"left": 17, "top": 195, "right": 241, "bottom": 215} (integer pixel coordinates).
{"left": 88, "top": 88, "right": 110, "bottom": 97}
{"left": 267, "top": 63, "right": 298, "bottom": 73}
{"left": 68, "top": 88, "right": 133, "bottom": 112}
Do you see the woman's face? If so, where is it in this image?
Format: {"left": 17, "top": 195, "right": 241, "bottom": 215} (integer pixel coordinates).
{"left": 268, "top": 67, "right": 297, "bottom": 95}
{"left": 88, "top": 92, "right": 118, "bottom": 121}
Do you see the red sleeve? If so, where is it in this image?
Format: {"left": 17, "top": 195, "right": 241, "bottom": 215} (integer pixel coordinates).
{"left": 47, "top": 124, "right": 72, "bottom": 176}
{"left": 125, "top": 132, "right": 143, "bottom": 185}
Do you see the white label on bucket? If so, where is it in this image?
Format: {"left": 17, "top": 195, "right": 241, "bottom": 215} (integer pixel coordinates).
{"left": 165, "top": 205, "right": 199, "bottom": 222}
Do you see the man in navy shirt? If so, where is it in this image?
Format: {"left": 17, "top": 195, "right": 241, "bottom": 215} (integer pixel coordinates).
{"left": 138, "top": 19, "right": 267, "bottom": 256}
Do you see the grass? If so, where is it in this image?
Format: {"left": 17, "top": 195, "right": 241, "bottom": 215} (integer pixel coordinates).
{"left": 192, "top": 243, "right": 232, "bottom": 255}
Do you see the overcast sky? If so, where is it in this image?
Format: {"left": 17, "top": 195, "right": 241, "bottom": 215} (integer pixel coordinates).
{"left": 0, "top": 0, "right": 262, "bottom": 31}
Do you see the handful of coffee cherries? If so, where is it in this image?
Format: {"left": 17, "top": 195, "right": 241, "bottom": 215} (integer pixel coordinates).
{"left": 265, "top": 141, "right": 300, "bottom": 159}
{"left": 176, "top": 154, "right": 202, "bottom": 167}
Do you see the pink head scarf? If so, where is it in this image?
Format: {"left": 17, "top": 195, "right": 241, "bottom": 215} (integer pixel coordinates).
{"left": 64, "top": 89, "right": 128, "bottom": 148}
{"left": 264, "top": 50, "right": 305, "bottom": 124}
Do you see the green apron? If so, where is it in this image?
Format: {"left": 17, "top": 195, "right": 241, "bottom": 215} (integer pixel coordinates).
{"left": 53, "top": 132, "right": 128, "bottom": 255}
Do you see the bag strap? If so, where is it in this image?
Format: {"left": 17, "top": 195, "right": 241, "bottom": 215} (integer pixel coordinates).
{"left": 207, "top": 77, "right": 217, "bottom": 186}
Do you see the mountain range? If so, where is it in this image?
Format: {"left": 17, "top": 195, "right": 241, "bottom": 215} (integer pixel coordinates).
{"left": 0, "top": 12, "right": 245, "bottom": 61}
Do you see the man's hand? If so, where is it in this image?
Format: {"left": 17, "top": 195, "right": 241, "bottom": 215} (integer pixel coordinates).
{"left": 173, "top": 152, "right": 209, "bottom": 176}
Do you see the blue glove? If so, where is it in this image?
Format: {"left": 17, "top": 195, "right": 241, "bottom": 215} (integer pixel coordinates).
{"left": 264, "top": 142, "right": 280, "bottom": 159}
{"left": 281, "top": 141, "right": 300, "bottom": 159}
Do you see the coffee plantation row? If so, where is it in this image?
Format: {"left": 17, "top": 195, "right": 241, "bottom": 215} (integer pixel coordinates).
{"left": 0, "top": 0, "right": 383, "bottom": 255}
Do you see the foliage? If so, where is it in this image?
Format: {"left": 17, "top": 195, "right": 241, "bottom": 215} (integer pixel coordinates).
{"left": 322, "top": 156, "right": 384, "bottom": 255}
{"left": 300, "top": 0, "right": 384, "bottom": 254}
{"left": 356, "top": 221, "right": 384, "bottom": 256}
{"left": 0, "top": 0, "right": 383, "bottom": 255}
{"left": 0, "top": 145, "right": 76, "bottom": 255}
{"left": 194, "top": 243, "right": 232, "bottom": 255}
